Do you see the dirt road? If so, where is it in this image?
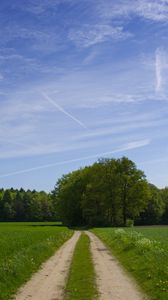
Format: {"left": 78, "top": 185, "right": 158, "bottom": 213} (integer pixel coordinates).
{"left": 86, "top": 231, "right": 146, "bottom": 300}
{"left": 14, "top": 231, "right": 81, "bottom": 300}
{"left": 14, "top": 231, "right": 147, "bottom": 300}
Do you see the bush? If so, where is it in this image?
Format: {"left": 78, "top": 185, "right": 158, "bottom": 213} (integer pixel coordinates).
{"left": 126, "top": 219, "right": 134, "bottom": 227}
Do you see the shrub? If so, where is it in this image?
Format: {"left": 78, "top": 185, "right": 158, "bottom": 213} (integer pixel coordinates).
{"left": 126, "top": 219, "right": 134, "bottom": 227}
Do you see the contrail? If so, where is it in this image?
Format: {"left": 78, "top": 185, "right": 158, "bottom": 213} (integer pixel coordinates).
{"left": 41, "top": 91, "right": 87, "bottom": 129}
{"left": 0, "top": 139, "right": 150, "bottom": 178}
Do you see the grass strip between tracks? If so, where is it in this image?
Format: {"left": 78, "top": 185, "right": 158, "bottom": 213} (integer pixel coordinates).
{"left": 64, "top": 233, "right": 97, "bottom": 300}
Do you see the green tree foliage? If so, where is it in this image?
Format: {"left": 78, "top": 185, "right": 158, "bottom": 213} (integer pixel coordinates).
{"left": 14, "top": 191, "right": 24, "bottom": 221}
{"left": 1, "top": 190, "right": 15, "bottom": 220}
{"left": 54, "top": 172, "right": 86, "bottom": 226}
{"left": 160, "top": 187, "right": 168, "bottom": 224}
{"left": 0, "top": 157, "right": 167, "bottom": 225}
{"left": 117, "top": 157, "right": 150, "bottom": 225}
{"left": 0, "top": 189, "right": 56, "bottom": 222}
{"left": 136, "top": 184, "right": 165, "bottom": 225}
{"left": 53, "top": 157, "right": 151, "bottom": 227}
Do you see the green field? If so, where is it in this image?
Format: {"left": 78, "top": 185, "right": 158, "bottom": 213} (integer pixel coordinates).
{"left": 0, "top": 222, "right": 73, "bottom": 300}
{"left": 130, "top": 226, "right": 168, "bottom": 247}
{"left": 92, "top": 226, "right": 168, "bottom": 300}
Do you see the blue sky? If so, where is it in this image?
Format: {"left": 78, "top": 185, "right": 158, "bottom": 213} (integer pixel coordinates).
{"left": 0, "top": 0, "right": 168, "bottom": 191}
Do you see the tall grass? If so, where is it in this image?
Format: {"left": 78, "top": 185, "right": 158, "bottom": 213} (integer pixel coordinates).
{"left": 0, "top": 222, "right": 73, "bottom": 300}
{"left": 93, "top": 227, "right": 168, "bottom": 300}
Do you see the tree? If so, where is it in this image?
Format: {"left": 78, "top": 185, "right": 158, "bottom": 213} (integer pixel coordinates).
{"left": 136, "top": 184, "right": 165, "bottom": 225}
{"left": 53, "top": 172, "right": 85, "bottom": 226}
{"left": 53, "top": 157, "right": 150, "bottom": 227}
{"left": 116, "top": 157, "right": 150, "bottom": 225}
{"left": 14, "top": 192, "right": 25, "bottom": 221}
{"left": 160, "top": 187, "right": 168, "bottom": 224}
{"left": 1, "top": 190, "right": 15, "bottom": 220}
{"left": 100, "top": 159, "right": 122, "bottom": 226}
{"left": 81, "top": 163, "right": 106, "bottom": 226}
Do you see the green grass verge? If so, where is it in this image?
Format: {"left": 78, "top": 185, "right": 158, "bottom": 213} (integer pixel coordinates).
{"left": 92, "top": 227, "right": 168, "bottom": 300}
{"left": 64, "top": 233, "right": 97, "bottom": 300}
{"left": 0, "top": 222, "right": 73, "bottom": 300}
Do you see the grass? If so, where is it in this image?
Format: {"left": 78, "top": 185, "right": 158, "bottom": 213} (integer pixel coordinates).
{"left": 64, "top": 233, "right": 97, "bottom": 300}
{"left": 129, "top": 226, "right": 168, "bottom": 249}
{"left": 0, "top": 222, "right": 73, "bottom": 300}
{"left": 92, "top": 226, "right": 168, "bottom": 300}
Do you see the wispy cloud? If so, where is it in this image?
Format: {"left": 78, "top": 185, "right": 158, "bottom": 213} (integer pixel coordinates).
{"left": 15, "top": 0, "right": 168, "bottom": 23}
{"left": 41, "top": 91, "right": 87, "bottom": 129}
{"left": 155, "top": 47, "right": 168, "bottom": 93}
{"left": 13, "top": 0, "right": 68, "bottom": 15}
{"left": 0, "top": 26, "right": 50, "bottom": 44}
{"left": 138, "top": 0, "right": 168, "bottom": 22}
{"left": 97, "top": 0, "right": 168, "bottom": 23}
{"left": 0, "top": 0, "right": 168, "bottom": 191}
{"left": 155, "top": 48, "right": 163, "bottom": 92}
{"left": 0, "top": 54, "right": 27, "bottom": 60}
{"left": 0, "top": 139, "right": 150, "bottom": 178}
{"left": 69, "top": 24, "right": 132, "bottom": 47}
{"left": 83, "top": 50, "right": 98, "bottom": 65}
{"left": 73, "top": 118, "right": 167, "bottom": 141}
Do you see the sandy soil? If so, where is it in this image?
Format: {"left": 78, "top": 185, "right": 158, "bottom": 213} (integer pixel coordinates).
{"left": 14, "top": 231, "right": 81, "bottom": 300}
{"left": 86, "top": 231, "right": 147, "bottom": 300}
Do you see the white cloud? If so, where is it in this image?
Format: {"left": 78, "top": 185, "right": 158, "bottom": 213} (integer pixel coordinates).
{"left": 0, "top": 54, "right": 25, "bottom": 60}
{"left": 0, "top": 81, "right": 157, "bottom": 160}
{"left": 97, "top": 0, "right": 168, "bottom": 23}
{"left": 69, "top": 24, "right": 132, "bottom": 47}
{"left": 155, "top": 48, "right": 163, "bottom": 92}
{"left": 0, "top": 53, "right": 167, "bottom": 161}
{"left": 138, "top": 0, "right": 168, "bottom": 22}
{"left": 155, "top": 47, "right": 168, "bottom": 92}
{"left": 15, "top": 0, "right": 168, "bottom": 24}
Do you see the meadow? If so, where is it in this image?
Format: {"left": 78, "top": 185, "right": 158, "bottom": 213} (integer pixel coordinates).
{"left": 93, "top": 226, "right": 168, "bottom": 300}
{"left": 0, "top": 222, "right": 73, "bottom": 300}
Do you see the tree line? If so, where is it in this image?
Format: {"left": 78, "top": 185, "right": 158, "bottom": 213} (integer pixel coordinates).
{"left": 0, "top": 188, "right": 56, "bottom": 221}
{"left": 0, "top": 157, "right": 168, "bottom": 226}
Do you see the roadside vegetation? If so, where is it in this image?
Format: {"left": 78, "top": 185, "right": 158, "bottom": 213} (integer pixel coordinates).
{"left": 0, "top": 223, "right": 73, "bottom": 300}
{"left": 64, "top": 233, "right": 97, "bottom": 300}
{"left": 93, "top": 227, "right": 168, "bottom": 300}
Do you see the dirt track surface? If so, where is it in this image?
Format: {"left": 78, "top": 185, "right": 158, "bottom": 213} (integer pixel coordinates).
{"left": 86, "top": 231, "right": 146, "bottom": 300}
{"left": 14, "top": 231, "right": 81, "bottom": 300}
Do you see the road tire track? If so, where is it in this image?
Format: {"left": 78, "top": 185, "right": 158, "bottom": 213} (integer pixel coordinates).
{"left": 86, "top": 231, "right": 147, "bottom": 300}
